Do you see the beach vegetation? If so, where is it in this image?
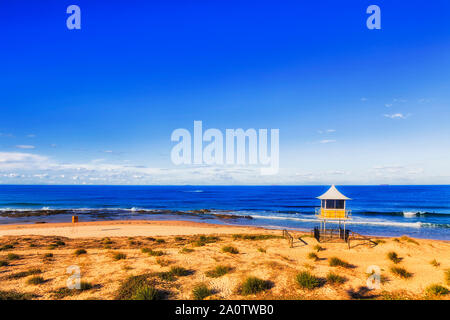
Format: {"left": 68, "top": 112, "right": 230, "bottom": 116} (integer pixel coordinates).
{"left": 425, "top": 284, "right": 449, "bottom": 296}
{"left": 0, "top": 244, "right": 14, "bottom": 251}
{"left": 387, "top": 251, "right": 402, "bottom": 264}
{"left": 26, "top": 276, "right": 45, "bottom": 285}
{"left": 44, "top": 253, "right": 53, "bottom": 258}
{"left": 156, "top": 272, "right": 176, "bottom": 281}
{"left": 232, "top": 234, "right": 281, "bottom": 241}
{"left": 7, "top": 268, "right": 42, "bottom": 280}
{"left": 169, "top": 266, "right": 191, "bottom": 276}
{"left": 313, "top": 245, "right": 325, "bottom": 252}
{"left": 102, "top": 237, "right": 113, "bottom": 245}
{"left": 132, "top": 285, "right": 161, "bottom": 300}
{"left": 180, "top": 247, "right": 194, "bottom": 254}
{"left": 146, "top": 249, "right": 165, "bottom": 256}
{"left": 400, "top": 236, "right": 419, "bottom": 245}
{"left": 192, "top": 284, "right": 213, "bottom": 300}
{"left": 222, "top": 245, "right": 239, "bottom": 254}
{"left": 326, "top": 272, "right": 347, "bottom": 285}
{"left": 307, "top": 252, "right": 319, "bottom": 261}
{"left": 390, "top": 266, "right": 412, "bottom": 279}
{"left": 192, "top": 235, "right": 220, "bottom": 247}
{"left": 0, "top": 290, "right": 35, "bottom": 300}
{"left": 113, "top": 252, "right": 127, "bottom": 260}
{"left": 79, "top": 281, "right": 93, "bottom": 290}
{"left": 445, "top": 269, "right": 450, "bottom": 285}
{"left": 205, "top": 265, "right": 232, "bottom": 278}
{"left": 29, "top": 243, "right": 37, "bottom": 247}
{"left": 257, "top": 247, "right": 266, "bottom": 253}
{"left": 296, "top": 271, "right": 321, "bottom": 290}
{"left": 156, "top": 239, "right": 165, "bottom": 244}
{"left": 328, "top": 257, "right": 352, "bottom": 268}
{"left": 7, "top": 253, "right": 20, "bottom": 260}
{"left": 430, "top": 259, "right": 440, "bottom": 267}
{"left": 156, "top": 258, "right": 172, "bottom": 266}
{"left": 0, "top": 260, "right": 9, "bottom": 267}
{"left": 240, "top": 277, "right": 272, "bottom": 295}
{"left": 366, "top": 271, "right": 389, "bottom": 284}
{"left": 53, "top": 240, "right": 65, "bottom": 246}
{"left": 373, "top": 239, "right": 386, "bottom": 245}
{"left": 74, "top": 249, "right": 87, "bottom": 256}
{"left": 115, "top": 274, "right": 152, "bottom": 300}
{"left": 174, "top": 236, "right": 185, "bottom": 241}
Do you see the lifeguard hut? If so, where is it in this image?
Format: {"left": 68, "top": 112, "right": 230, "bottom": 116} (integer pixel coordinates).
{"left": 314, "top": 185, "right": 351, "bottom": 243}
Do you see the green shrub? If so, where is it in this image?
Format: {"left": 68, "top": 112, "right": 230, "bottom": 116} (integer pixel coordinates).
{"left": 180, "top": 247, "right": 194, "bottom": 254}
{"left": 7, "top": 268, "right": 42, "bottom": 280}
{"left": 79, "top": 281, "right": 93, "bottom": 290}
{"left": 132, "top": 285, "right": 161, "bottom": 300}
{"left": 307, "top": 252, "right": 319, "bottom": 261}
{"left": 387, "top": 251, "right": 402, "bottom": 264}
{"left": 205, "top": 265, "right": 232, "bottom": 278}
{"left": 26, "top": 276, "right": 45, "bottom": 285}
{"left": 0, "top": 244, "right": 14, "bottom": 251}
{"left": 147, "top": 249, "right": 165, "bottom": 256}
{"left": 222, "top": 246, "right": 239, "bottom": 254}
{"left": 7, "top": 253, "right": 20, "bottom": 260}
{"left": 156, "top": 239, "right": 165, "bottom": 244}
{"left": 44, "top": 253, "right": 53, "bottom": 258}
{"left": 113, "top": 252, "right": 127, "bottom": 260}
{"left": 170, "top": 266, "right": 190, "bottom": 276}
{"left": 192, "top": 284, "right": 213, "bottom": 300}
{"left": 257, "top": 247, "right": 266, "bottom": 253}
{"left": 74, "top": 249, "right": 87, "bottom": 256}
{"left": 232, "top": 234, "right": 281, "bottom": 241}
{"left": 326, "top": 272, "right": 347, "bottom": 285}
{"left": 313, "top": 245, "right": 325, "bottom": 252}
{"left": 426, "top": 284, "right": 449, "bottom": 296}
{"left": 296, "top": 271, "right": 321, "bottom": 289}
{"left": 53, "top": 240, "right": 65, "bottom": 246}
{"left": 328, "top": 257, "right": 352, "bottom": 268}
{"left": 240, "top": 277, "right": 271, "bottom": 295}
{"left": 156, "top": 272, "right": 176, "bottom": 282}
{"left": 445, "top": 269, "right": 450, "bottom": 285}
{"left": 400, "top": 236, "right": 419, "bottom": 245}
{"left": 192, "top": 235, "right": 220, "bottom": 247}
{"left": 390, "top": 266, "right": 412, "bottom": 279}
{"left": 175, "top": 236, "right": 185, "bottom": 241}
{"left": 430, "top": 259, "right": 440, "bottom": 267}
{"left": 102, "top": 237, "right": 113, "bottom": 244}
{"left": 115, "top": 275, "right": 151, "bottom": 300}
{"left": 0, "top": 290, "right": 34, "bottom": 300}
{"left": 0, "top": 260, "right": 9, "bottom": 267}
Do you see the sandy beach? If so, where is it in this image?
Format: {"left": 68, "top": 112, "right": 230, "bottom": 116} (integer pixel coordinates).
{"left": 0, "top": 220, "right": 449, "bottom": 300}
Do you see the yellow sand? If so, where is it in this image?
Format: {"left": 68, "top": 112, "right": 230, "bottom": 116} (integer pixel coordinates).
{"left": 0, "top": 220, "right": 449, "bottom": 300}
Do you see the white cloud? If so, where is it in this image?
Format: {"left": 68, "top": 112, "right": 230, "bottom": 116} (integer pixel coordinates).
{"left": 319, "top": 139, "right": 336, "bottom": 144}
{"left": 16, "top": 145, "right": 35, "bottom": 149}
{"left": 361, "top": 97, "right": 368, "bottom": 102}
{"left": 27, "top": 134, "right": 36, "bottom": 138}
{"left": 383, "top": 113, "right": 408, "bottom": 119}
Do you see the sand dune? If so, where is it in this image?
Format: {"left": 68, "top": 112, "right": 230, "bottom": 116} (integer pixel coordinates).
{"left": 0, "top": 220, "right": 449, "bottom": 300}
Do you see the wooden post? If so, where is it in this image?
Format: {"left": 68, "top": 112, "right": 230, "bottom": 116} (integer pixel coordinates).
{"left": 72, "top": 215, "right": 78, "bottom": 223}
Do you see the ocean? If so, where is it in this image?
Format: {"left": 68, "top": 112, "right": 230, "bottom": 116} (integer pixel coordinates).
{"left": 0, "top": 185, "right": 449, "bottom": 240}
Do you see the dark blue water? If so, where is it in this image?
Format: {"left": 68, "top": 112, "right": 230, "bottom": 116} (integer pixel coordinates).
{"left": 0, "top": 185, "right": 449, "bottom": 240}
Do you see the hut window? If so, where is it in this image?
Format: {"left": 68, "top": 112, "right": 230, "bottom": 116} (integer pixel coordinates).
{"left": 335, "top": 200, "right": 345, "bottom": 209}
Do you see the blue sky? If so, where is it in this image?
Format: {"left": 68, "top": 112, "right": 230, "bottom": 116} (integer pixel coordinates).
{"left": 0, "top": 1, "right": 449, "bottom": 185}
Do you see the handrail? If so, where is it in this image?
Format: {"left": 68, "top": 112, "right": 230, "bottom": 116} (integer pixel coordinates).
{"left": 282, "top": 229, "right": 293, "bottom": 248}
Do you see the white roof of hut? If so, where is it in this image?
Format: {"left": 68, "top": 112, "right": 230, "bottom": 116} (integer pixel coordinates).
{"left": 317, "top": 185, "right": 351, "bottom": 200}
